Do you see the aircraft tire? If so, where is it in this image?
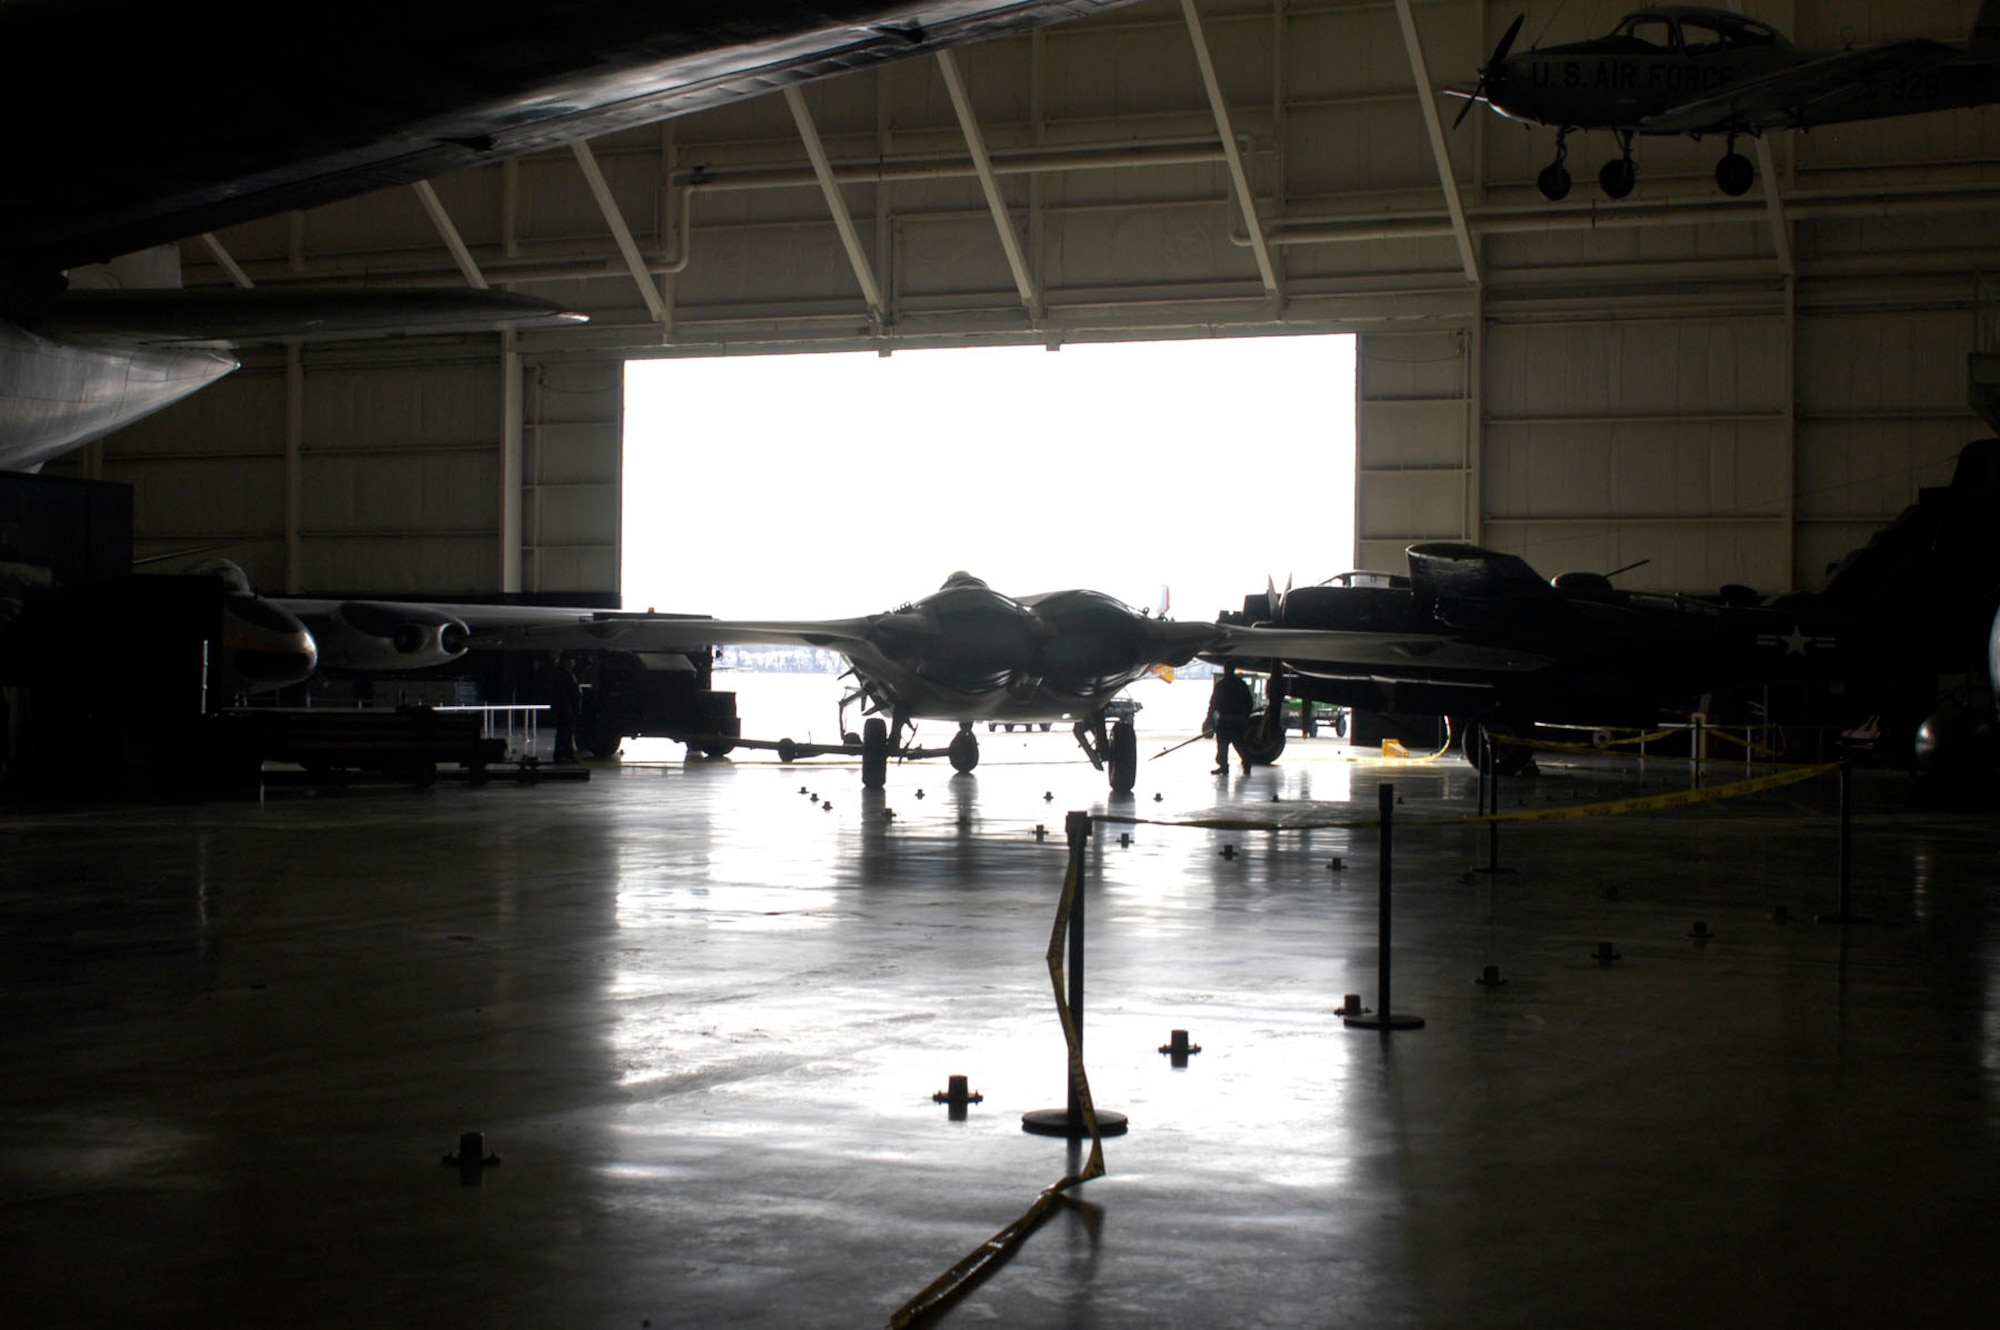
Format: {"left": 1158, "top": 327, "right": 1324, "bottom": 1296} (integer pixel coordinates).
{"left": 1109, "top": 720, "right": 1137, "bottom": 793}
{"left": 777, "top": 738, "right": 798, "bottom": 763}
{"left": 1715, "top": 152, "right": 1755, "bottom": 197}
{"left": 1598, "top": 157, "right": 1636, "bottom": 199}
{"left": 1240, "top": 709, "right": 1288, "bottom": 766}
{"left": 1537, "top": 163, "right": 1572, "bottom": 202}
{"left": 949, "top": 729, "right": 979, "bottom": 773}
{"left": 861, "top": 718, "right": 889, "bottom": 789}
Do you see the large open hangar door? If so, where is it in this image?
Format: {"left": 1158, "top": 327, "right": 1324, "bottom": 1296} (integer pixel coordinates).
{"left": 52, "top": 0, "right": 1999, "bottom": 619}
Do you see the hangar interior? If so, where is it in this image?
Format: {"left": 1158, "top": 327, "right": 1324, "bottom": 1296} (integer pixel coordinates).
{"left": 8, "top": 1, "right": 2000, "bottom": 1325}
{"left": 49, "top": 0, "right": 2000, "bottom": 603}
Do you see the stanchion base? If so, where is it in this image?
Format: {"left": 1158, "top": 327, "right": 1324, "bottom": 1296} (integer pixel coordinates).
{"left": 1816, "top": 913, "right": 1874, "bottom": 925}
{"left": 1021, "top": 1108, "right": 1129, "bottom": 1138}
{"left": 1343, "top": 1014, "right": 1426, "bottom": 1031}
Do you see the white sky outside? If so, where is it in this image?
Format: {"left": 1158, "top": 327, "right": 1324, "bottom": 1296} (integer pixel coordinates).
{"left": 622, "top": 335, "right": 1355, "bottom": 623}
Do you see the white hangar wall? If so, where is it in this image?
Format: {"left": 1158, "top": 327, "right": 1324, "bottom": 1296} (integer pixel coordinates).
{"left": 59, "top": 0, "right": 2000, "bottom": 601}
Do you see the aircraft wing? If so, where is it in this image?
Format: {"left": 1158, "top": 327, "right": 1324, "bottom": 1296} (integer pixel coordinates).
{"left": 458, "top": 611, "right": 879, "bottom": 654}
{"left": 1210, "top": 625, "right": 1554, "bottom": 674}
{"left": 1639, "top": 39, "right": 1960, "bottom": 133}
{"left": 26, "top": 289, "right": 583, "bottom": 346}
{"left": 2, "top": 0, "right": 1136, "bottom": 279}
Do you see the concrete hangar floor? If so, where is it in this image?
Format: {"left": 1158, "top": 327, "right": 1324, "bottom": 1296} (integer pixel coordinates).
{"left": 2, "top": 720, "right": 1996, "bottom": 1327}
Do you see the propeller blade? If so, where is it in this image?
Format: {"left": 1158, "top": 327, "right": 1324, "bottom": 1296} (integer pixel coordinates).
{"left": 1453, "top": 12, "right": 1525, "bottom": 129}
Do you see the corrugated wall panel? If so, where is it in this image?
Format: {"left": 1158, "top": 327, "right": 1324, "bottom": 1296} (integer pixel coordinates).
{"left": 1794, "top": 306, "right": 1985, "bottom": 589}
{"left": 1357, "top": 329, "right": 1471, "bottom": 572}
{"left": 526, "top": 361, "right": 622, "bottom": 595}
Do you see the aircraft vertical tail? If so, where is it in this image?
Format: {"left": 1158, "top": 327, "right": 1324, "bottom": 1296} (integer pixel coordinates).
{"left": 1820, "top": 440, "right": 2000, "bottom": 621}
{"left": 1975, "top": 0, "right": 2000, "bottom": 57}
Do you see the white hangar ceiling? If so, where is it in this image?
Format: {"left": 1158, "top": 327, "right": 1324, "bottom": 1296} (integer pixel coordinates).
{"left": 55, "top": 0, "right": 2000, "bottom": 604}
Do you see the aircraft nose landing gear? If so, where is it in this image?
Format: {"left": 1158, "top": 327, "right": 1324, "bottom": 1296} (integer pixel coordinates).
{"left": 1073, "top": 715, "right": 1138, "bottom": 793}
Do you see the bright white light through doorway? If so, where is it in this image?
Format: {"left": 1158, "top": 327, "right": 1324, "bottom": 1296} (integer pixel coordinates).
{"left": 622, "top": 335, "right": 1356, "bottom": 624}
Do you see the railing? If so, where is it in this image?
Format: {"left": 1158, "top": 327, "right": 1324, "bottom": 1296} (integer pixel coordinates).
{"left": 435, "top": 704, "right": 550, "bottom": 759}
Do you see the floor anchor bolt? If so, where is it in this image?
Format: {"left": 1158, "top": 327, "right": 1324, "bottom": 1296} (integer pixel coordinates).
{"left": 933, "top": 1075, "right": 983, "bottom": 1118}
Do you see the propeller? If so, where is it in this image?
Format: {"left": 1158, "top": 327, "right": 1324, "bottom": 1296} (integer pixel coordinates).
{"left": 1453, "top": 12, "right": 1525, "bottom": 129}
{"left": 1264, "top": 572, "right": 1294, "bottom": 625}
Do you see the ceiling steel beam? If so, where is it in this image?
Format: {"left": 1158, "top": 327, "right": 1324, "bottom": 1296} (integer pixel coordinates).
{"left": 1755, "top": 138, "right": 1793, "bottom": 277}
{"left": 411, "top": 179, "right": 489, "bottom": 289}
{"left": 570, "top": 139, "right": 668, "bottom": 326}
{"left": 199, "top": 232, "right": 255, "bottom": 289}
{"left": 935, "top": 49, "right": 1044, "bottom": 322}
{"left": 1392, "top": 0, "right": 1479, "bottom": 284}
{"left": 1179, "top": 0, "right": 1279, "bottom": 297}
{"left": 783, "top": 85, "right": 888, "bottom": 328}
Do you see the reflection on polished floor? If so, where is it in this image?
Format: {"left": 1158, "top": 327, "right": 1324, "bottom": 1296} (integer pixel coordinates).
{"left": 3, "top": 735, "right": 1996, "bottom": 1327}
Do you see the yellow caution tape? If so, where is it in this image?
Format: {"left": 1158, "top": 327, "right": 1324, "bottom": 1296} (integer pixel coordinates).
{"left": 1100, "top": 811, "right": 1383, "bottom": 832}
{"left": 889, "top": 846, "right": 1107, "bottom": 1329}
{"left": 1521, "top": 725, "right": 1685, "bottom": 755}
{"left": 892, "top": 758, "right": 1839, "bottom": 1323}
{"left": 1699, "top": 727, "right": 1790, "bottom": 760}
{"left": 1448, "top": 761, "right": 1838, "bottom": 825}
{"left": 1098, "top": 763, "right": 1840, "bottom": 835}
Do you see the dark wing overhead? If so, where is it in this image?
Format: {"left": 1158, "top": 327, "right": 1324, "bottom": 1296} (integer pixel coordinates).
{"left": 26, "top": 289, "right": 581, "bottom": 345}
{"left": 1639, "top": 38, "right": 1960, "bottom": 133}
{"left": 0, "top": 0, "right": 1133, "bottom": 277}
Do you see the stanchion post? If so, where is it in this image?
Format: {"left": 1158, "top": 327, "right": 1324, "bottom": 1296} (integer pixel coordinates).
{"left": 1345, "top": 783, "right": 1425, "bottom": 1032}
{"left": 1473, "top": 726, "right": 1514, "bottom": 876}
{"left": 1486, "top": 738, "right": 1499, "bottom": 868}
{"left": 1063, "top": 810, "right": 1088, "bottom": 1133}
{"left": 1819, "top": 761, "right": 1872, "bottom": 926}
{"left": 1024, "top": 812, "right": 1129, "bottom": 1137}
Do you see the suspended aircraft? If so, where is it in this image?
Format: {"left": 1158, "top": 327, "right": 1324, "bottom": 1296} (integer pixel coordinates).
{"left": 1446, "top": 4, "right": 2000, "bottom": 201}
{"left": 1221, "top": 440, "right": 2000, "bottom": 775}
{"left": 0, "top": 0, "right": 1135, "bottom": 470}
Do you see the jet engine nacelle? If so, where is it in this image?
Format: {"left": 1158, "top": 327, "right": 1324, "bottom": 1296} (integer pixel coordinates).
{"left": 304, "top": 601, "right": 470, "bottom": 672}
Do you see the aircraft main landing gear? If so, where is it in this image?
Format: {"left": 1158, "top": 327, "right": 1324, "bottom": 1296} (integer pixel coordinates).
{"left": 1537, "top": 131, "right": 1573, "bottom": 201}
{"left": 948, "top": 724, "right": 979, "bottom": 774}
{"left": 1598, "top": 132, "right": 1637, "bottom": 199}
{"left": 1074, "top": 714, "right": 1138, "bottom": 793}
{"left": 861, "top": 717, "right": 890, "bottom": 789}
{"left": 1715, "top": 139, "right": 1755, "bottom": 196}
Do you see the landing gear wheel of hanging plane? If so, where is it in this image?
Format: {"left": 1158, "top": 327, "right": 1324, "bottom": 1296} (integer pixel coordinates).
{"left": 861, "top": 717, "right": 889, "bottom": 789}
{"left": 1598, "top": 155, "right": 1636, "bottom": 200}
{"left": 1108, "top": 720, "right": 1137, "bottom": 793}
{"left": 948, "top": 725, "right": 980, "bottom": 774}
{"left": 1715, "top": 151, "right": 1755, "bottom": 197}
{"left": 1537, "top": 130, "right": 1574, "bottom": 202}
{"left": 777, "top": 738, "right": 799, "bottom": 764}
